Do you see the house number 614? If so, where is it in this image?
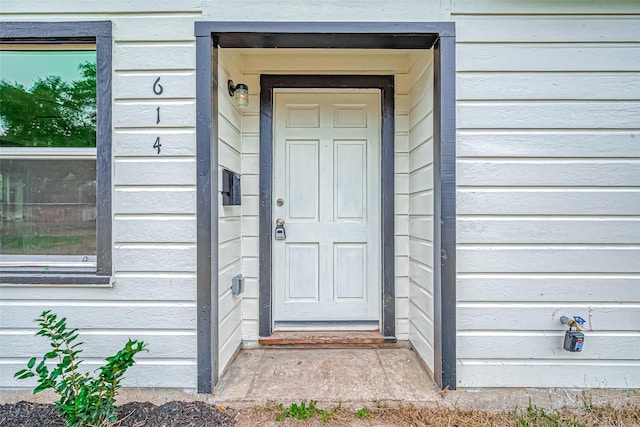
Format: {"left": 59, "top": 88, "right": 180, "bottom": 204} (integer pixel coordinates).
{"left": 153, "top": 77, "right": 163, "bottom": 154}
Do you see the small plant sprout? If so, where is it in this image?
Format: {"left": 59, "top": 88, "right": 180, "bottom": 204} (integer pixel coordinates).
{"left": 275, "top": 400, "right": 336, "bottom": 422}
{"left": 356, "top": 407, "right": 374, "bottom": 419}
{"left": 14, "top": 310, "right": 147, "bottom": 427}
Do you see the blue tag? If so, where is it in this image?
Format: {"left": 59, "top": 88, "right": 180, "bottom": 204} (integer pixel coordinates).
{"left": 573, "top": 316, "right": 586, "bottom": 326}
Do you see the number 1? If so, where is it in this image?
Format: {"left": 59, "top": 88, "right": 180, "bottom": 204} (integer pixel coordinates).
{"left": 156, "top": 106, "right": 160, "bottom": 124}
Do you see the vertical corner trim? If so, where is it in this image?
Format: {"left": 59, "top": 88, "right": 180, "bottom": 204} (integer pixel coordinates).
{"left": 195, "top": 33, "right": 217, "bottom": 394}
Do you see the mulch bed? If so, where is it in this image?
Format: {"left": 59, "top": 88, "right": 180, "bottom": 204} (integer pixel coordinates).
{"left": 0, "top": 401, "right": 235, "bottom": 427}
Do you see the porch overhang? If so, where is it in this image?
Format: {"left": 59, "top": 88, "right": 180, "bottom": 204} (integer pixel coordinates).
{"left": 195, "top": 21, "right": 456, "bottom": 393}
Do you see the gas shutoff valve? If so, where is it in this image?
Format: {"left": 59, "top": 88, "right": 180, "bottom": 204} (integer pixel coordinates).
{"left": 560, "top": 315, "right": 585, "bottom": 352}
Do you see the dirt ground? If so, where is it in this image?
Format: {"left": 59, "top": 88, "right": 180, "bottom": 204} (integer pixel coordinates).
{"left": 0, "top": 401, "right": 235, "bottom": 427}
{"left": 2, "top": 399, "right": 639, "bottom": 427}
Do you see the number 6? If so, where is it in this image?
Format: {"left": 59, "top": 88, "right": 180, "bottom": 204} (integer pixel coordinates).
{"left": 153, "top": 77, "right": 163, "bottom": 95}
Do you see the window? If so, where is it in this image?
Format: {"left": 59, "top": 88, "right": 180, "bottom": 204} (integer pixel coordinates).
{"left": 0, "top": 22, "right": 112, "bottom": 284}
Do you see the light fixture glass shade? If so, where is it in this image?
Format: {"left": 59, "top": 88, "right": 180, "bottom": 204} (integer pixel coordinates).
{"left": 233, "top": 84, "right": 249, "bottom": 109}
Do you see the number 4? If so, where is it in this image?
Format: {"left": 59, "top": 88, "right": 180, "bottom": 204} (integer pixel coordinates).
{"left": 154, "top": 137, "right": 161, "bottom": 154}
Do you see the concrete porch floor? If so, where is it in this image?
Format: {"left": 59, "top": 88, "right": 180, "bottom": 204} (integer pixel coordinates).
{"left": 213, "top": 347, "right": 438, "bottom": 405}
{"left": 211, "top": 348, "right": 639, "bottom": 411}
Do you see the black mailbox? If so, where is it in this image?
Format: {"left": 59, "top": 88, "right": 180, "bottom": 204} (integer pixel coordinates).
{"left": 222, "top": 168, "right": 241, "bottom": 206}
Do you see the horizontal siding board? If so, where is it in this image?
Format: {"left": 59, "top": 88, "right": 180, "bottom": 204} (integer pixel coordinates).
{"left": 458, "top": 219, "right": 640, "bottom": 244}
{"left": 409, "top": 328, "right": 434, "bottom": 374}
{"left": 457, "top": 189, "right": 640, "bottom": 215}
{"left": 0, "top": 276, "right": 197, "bottom": 301}
{"left": 458, "top": 102, "right": 640, "bottom": 129}
{"left": 409, "top": 217, "right": 433, "bottom": 242}
{"left": 0, "top": 305, "right": 195, "bottom": 329}
{"left": 219, "top": 240, "right": 241, "bottom": 270}
{"left": 409, "top": 165, "right": 434, "bottom": 192}
{"left": 458, "top": 160, "right": 640, "bottom": 187}
{"left": 219, "top": 328, "right": 241, "bottom": 375}
{"left": 452, "top": 0, "right": 640, "bottom": 15}
{"left": 458, "top": 247, "right": 640, "bottom": 273}
{"left": 114, "top": 218, "right": 196, "bottom": 243}
{"left": 115, "top": 43, "right": 195, "bottom": 71}
{"left": 458, "top": 306, "right": 640, "bottom": 331}
{"left": 219, "top": 142, "right": 241, "bottom": 172}
{"left": 409, "top": 281, "right": 434, "bottom": 320}
{"left": 114, "top": 101, "right": 195, "bottom": 128}
{"left": 409, "top": 192, "right": 433, "bottom": 215}
{"left": 458, "top": 73, "right": 640, "bottom": 101}
{"left": 0, "top": 333, "right": 195, "bottom": 359}
{"left": 457, "top": 45, "right": 640, "bottom": 72}
{"left": 219, "top": 219, "right": 241, "bottom": 244}
{"left": 114, "top": 72, "right": 195, "bottom": 100}
{"left": 410, "top": 261, "right": 434, "bottom": 288}
{"left": 409, "top": 140, "right": 433, "bottom": 172}
{"left": 409, "top": 239, "right": 433, "bottom": 266}
{"left": 114, "top": 188, "right": 195, "bottom": 214}
{"left": 242, "top": 53, "right": 409, "bottom": 74}
{"left": 1, "top": 362, "right": 196, "bottom": 389}
{"left": 115, "top": 130, "right": 196, "bottom": 157}
{"left": 408, "top": 113, "right": 434, "bottom": 151}
{"left": 456, "top": 17, "right": 640, "bottom": 42}
{"left": 409, "top": 303, "right": 435, "bottom": 342}
{"left": 114, "top": 16, "right": 197, "bottom": 41}
{"left": 458, "top": 334, "right": 640, "bottom": 360}
{"left": 457, "top": 363, "right": 639, "bottom": 388}
{"left": 457, "top": 276, "right": 640, "bottom": 303}
{"left": 114, "top": 245, "right": 196, "bottom": 272}
{"left": 457, "top": 131, "right": 640, "bottom": 158}
{"left": 115, "top": 159, "right": 195, "bottom": 186}
{"left": 0, "top": 0, "right": 201, "bottom": 13}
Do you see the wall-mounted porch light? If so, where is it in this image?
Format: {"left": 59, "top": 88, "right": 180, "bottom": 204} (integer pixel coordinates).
{"left": 228, "top": 80, "right": 249, "bottom": 109}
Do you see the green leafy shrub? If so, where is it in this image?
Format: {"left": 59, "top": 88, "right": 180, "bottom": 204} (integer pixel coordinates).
{"left": 14, "top": 310, "right": 147, "bottom": 427}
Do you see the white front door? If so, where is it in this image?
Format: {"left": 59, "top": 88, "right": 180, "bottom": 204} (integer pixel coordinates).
{"left": 272, "top": 89, "right": 381, "bottom": 326}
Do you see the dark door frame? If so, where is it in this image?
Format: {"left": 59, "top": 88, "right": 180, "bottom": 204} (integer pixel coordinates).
{"left": 195, "top": 21, "right": 456, "bottom": 393}
{"left": 259, "top": 75, "right": 395, "bottom": 339}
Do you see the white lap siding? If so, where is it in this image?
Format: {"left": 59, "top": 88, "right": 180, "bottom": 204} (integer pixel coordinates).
{"left": 453, "top": 0, "right": 640, "bottom": 388}
{"left": 407, "top": 51, "right": 436, "bottom": 375}
{"left": 217, "top": 49, "right": 243, "bottom": 376}
{"left": 0, "top": 1, "right": 202, "bottom": 389}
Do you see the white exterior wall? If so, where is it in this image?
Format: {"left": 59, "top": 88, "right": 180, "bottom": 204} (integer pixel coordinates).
{"left": 0, "top": 1, "right": 202, "bottom": 388}
{"left": 217, "top": 49, "right": 244, "bottom": 375}
{"left": 1, "top": 0, "right": 639, "bottom": 391}
{"left": 453, "top": 1, "right": 640, "bottom": 388}
{"left": 407, "top": 51, "right": 435, "bottom": 374}
{"left": 236, "top": 50, "right": 413, "bottom": 342}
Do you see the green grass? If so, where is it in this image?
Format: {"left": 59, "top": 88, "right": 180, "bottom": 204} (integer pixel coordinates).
{"left": 1, "top": 234, "right": 88, "bottom": 252}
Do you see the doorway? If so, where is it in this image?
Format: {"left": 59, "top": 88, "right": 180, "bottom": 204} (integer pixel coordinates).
{"left": 271, "top": 89, "right": 381, "bottom": 328}
{"left": 259, "top": 75, "right": 396, "bottom": 338}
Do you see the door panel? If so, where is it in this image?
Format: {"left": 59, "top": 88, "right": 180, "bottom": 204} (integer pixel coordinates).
{"left": 273, "top": 90, "right": 381, "bottom": 324}
{"left": 287, "top": 140, "right": 319, "bottom": 220}
{"left": 286, "top": 243, "right": 319, "bottom": 301}
{"left": 335, "top": 140, "right": 366, "bottom": 220}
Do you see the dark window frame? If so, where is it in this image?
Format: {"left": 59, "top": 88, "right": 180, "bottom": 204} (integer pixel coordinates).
{"left": 0, "top": 21, "right": 112, "bottom": 285}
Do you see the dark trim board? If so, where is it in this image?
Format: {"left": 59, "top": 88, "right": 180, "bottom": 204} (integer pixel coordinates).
{"left": 194, "top": 21, "right": 456, "bottom": 392}
{"left": 258, "top": 75, "right": 395, "bottom": 340}
{"left": 0, "top": 21, "right": 113, "bottom": 281}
